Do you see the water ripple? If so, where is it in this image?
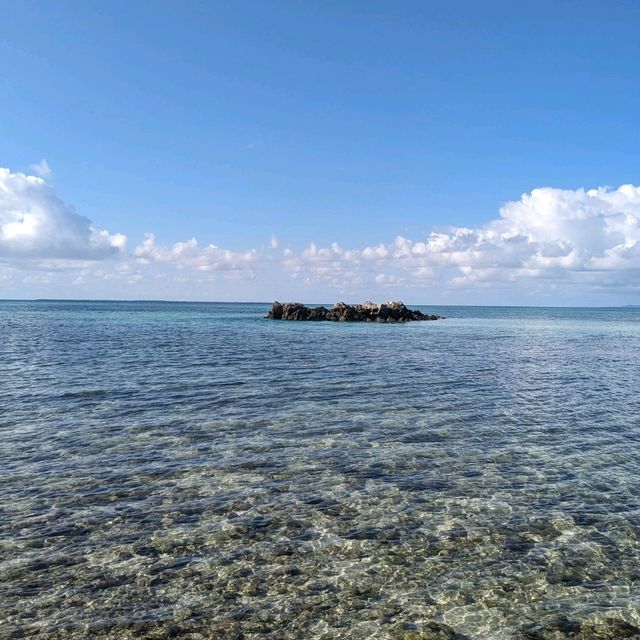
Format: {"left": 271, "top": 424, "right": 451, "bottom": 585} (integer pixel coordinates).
{"left": 1, "top": 302, "right": 640, "bottom": 638}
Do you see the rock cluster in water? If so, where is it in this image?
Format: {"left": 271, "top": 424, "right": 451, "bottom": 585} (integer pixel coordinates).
{"left": 267, "top": 300, "right": 442, "bottom": 322}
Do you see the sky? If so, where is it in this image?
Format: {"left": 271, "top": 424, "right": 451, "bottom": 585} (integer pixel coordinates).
{"left": 0, "top": 0, "right": 639, "bottom": 304}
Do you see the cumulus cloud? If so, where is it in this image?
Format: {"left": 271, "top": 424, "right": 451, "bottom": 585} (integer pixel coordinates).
{"left": 3, "top": 164, "right": 640, "bottom": 302}
{"left": 0, "top": 168, "right": 126, "bottom": 261}
{"left": 285, "top": 184, "right": 640, "bottom": 292}
{"left": 132, "top": 233, "right": 259, "bottom": 273}
{"left": 283, "top": 241, "right": 366, "bottom": 287}
{"left": 418, "top": 184, "right": 640, "bottom": 279}
{"left": 375, "top": 272, "right": 405, "bottom": 286}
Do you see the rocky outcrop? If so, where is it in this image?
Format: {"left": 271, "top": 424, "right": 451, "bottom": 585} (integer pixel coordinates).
{"left": 267, "top": 301, "right": 442, "bottom": 322}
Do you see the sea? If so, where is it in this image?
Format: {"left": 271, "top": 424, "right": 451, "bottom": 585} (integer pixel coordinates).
{"left": 1, "top": 301, "right": 639, "bottom": 639}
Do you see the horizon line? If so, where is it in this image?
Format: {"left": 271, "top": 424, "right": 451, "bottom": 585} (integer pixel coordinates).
{"left": 0, "top": 298, "right": 637, "bottom": 309}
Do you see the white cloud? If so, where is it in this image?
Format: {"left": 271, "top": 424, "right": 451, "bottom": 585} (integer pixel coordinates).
{"left": 0, "top": 168, "right": 126, "bottom": 261}
{"left": 30, "top": 159, "right": 52, "bottom": 180}
{"left": 132, "top": 233, "right": 259, "bottom": 273}
{"left": 3, "top": 165, "right": 640, "bottom": 303}
{"left": 283, "top": 241, "right": 365, "bottom": 288}
{"left": 375, "top": 272, "right": 405, "bottom": 286}
{"left": 419, "top": 184, "right": 640, "bottom": 286}
{"left": 284, "top": 184, "right": 640, "bottom": 293}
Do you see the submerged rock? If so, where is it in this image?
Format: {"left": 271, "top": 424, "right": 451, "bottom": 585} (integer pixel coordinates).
{"left": 394, "top": 621, "right": 457, "bottom": 639}
{"left": 267, "top": 301, "right": 442, "bottom": 322}
{"left": 520, "top": 615, "right": 640, "bottom": 639}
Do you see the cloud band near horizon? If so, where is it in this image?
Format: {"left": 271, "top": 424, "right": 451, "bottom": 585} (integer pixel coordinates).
{"left": 1, "top": 166, "right": 640, "bottom": 300}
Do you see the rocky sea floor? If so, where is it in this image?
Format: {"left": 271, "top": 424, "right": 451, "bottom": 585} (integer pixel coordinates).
{"left": 1, "top": 302, "right": 640, "bottom": 639}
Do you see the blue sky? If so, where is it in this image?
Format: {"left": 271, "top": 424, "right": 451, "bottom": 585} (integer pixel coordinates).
{"left": 1, "top": 1, "right": 639, "bottom": 303}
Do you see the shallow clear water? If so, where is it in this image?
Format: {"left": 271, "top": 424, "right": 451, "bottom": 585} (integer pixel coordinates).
{"left": 1, "top": 301, "right": 640, "bottom": 639}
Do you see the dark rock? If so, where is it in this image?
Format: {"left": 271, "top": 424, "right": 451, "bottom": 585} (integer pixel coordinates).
{"left": 394, "top": 621, "right": 458, "bottom": 639}
{"left": 267, "top": 300, "right": 443, "bottom": 322}
{"left": 580, "top": 619, "right": 640, "bottom": 639}
{"left": 517, "top": 614, "right": 639, "bottom": 639}
{"left": 520, "top": 616, "right": 581, "bottom": 639}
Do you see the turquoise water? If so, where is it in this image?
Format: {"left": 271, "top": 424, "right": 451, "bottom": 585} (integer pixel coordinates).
{"left": 1, "top": 301, "right": 640, "bottom": 639}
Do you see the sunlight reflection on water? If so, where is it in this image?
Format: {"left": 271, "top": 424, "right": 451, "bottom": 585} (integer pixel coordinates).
{"left": 1, "top": 302, "right": 640, "bottom": 639}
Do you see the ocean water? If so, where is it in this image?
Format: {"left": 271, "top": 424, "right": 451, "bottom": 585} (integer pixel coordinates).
{"left": 1, "top": 301, "right": 640, "bottom": 639}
